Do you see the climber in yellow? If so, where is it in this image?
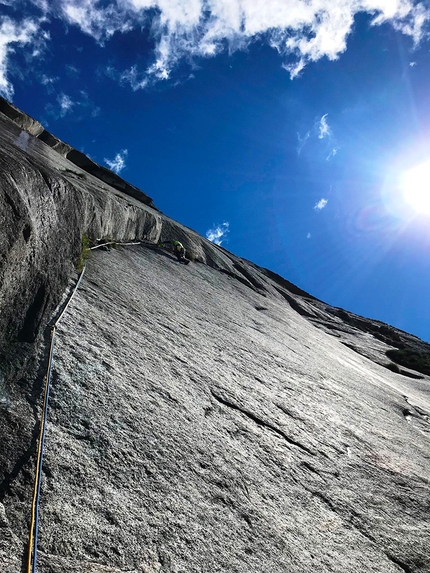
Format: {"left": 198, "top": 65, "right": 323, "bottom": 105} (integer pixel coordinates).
{"left": 158, "top": 240, "right": 190, "bottom": 265}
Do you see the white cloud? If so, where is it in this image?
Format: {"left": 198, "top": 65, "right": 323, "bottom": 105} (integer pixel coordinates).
{"left": 326, "top": 147, "right": 338, "bottom": 160}
{"left": 30, "top": 0, "right": 50, "bottom": 10}
{"left": 39, "top": 73, "right": 58, "bottom": 94}
{"left": 0, "top": 17, "right": 41, "bottom": 99}
{"left": 124, "top": 0, "right": 430, "bottom": 83}
{"left": 314, "top": 198, "right": 328, "bottom": 210}
{"left": 58, "top": 92, "right": 74, "bottom": 116}
{"left": 44, "top": 89, "right": 100, "bottom": 120}
{"left": 318, "top": 114, "right": 331, "bottom": 139}
{"left": 104, "top": 149, "right": 128, "bottom": 174}
{"left": 60, "top": 0, "right": 134, "bottom": 43}
{"left": 307, "top": 232, "right": 311, "bottom": 239}
{"left": 41, "top": 74, "right": 58, "bottom": 85}
{"left": 66, "top": 64, "right": 80, "bottom": 77}
{"left": 297, "top": 130, "right": 310, "bottom": 154}
{"left": 298, "top": 114, "right": 337, "bottom": 155}
{"left": 206, "top": 222, "right": 230, "bottom": 245}
{"left": 2, "top": 0, "right": 430, "bottom": 93}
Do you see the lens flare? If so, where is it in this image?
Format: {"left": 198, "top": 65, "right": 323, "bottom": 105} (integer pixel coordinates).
{"left": 401, "top": 161, "right": 430, "bottom": 215}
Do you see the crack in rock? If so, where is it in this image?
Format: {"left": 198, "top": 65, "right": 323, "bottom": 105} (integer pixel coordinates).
{"left": 300, "top": 461, "right": 324, "bottom": 478}
{"left": 311, "top": 491, "right": 414, "bottom": 573}
{"left": 386, "top": 554, "right": 413, "bottom": 573}
{"left": 211, "top": 390, "right": 315, "bottom": 456}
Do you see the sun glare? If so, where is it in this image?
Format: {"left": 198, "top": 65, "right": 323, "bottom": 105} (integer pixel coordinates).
{"left": 401, "top": 161, "right": 430, "bottom": 215}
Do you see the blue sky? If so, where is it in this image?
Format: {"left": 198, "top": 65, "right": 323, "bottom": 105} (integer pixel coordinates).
{"left": 2, "top": 1, "right": 430, "bottom": 342}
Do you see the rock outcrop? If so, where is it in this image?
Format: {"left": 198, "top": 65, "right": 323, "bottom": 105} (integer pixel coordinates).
{"left": 0, "top": 98, "right": 429, "bottom": 572}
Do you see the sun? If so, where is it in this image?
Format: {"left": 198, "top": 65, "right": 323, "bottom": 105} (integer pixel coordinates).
{"left": 401, "top": 161, "right": 430, "bottom": 215}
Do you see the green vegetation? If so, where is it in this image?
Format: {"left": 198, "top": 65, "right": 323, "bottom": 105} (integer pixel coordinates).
{"left": 386, "top": 348, "right": 430, "bottom": 376}
{"left": 100, "top": 238, "right": 119, "bottom": 249}
{"left": 77, "top": 233, "right": 91, "bottom": 272}
{"left": 373, "top": 324, "right": 402, "bottom": 346}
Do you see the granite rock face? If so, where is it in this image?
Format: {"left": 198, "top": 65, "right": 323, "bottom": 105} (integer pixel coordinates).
{"left": 0, "top": 99, "right": 429, "bottom": 573}
{"left": 0, "top": 98, "right": 158, "bottom": 210}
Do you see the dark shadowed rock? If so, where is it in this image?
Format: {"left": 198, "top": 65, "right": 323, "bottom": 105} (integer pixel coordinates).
{"left": 0, "top": 99, "right": 429, "bottom": 573}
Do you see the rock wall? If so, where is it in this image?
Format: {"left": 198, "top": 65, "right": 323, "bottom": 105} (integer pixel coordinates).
{"left": 0, "top": 98, "right": 157, "bottom": 210}
{"left": 0, "top": 100, "right": 249, "bottom": 363}
{"left": 0, "top": 100, "right": 429, "bottom": 572}
{"left": 4, "top": 244, "right": 428, "bottom": 573}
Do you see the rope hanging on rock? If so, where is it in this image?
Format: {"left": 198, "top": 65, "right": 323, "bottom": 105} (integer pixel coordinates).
{"left": 26, "top": 264, "right": 87, "bottom": 573}
{"left": 25, "top": 239, "right": 154, "bottom": 573}
{"left": 89, "top": 240, "right": 142, "bottom": 251}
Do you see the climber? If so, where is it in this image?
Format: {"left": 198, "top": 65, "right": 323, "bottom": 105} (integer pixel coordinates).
{"left": 158, "top": 240, "right": 190, "bottom": 265}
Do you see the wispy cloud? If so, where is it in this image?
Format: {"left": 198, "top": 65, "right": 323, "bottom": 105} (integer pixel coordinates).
{"left": 2, "top": 1, "right": 429, "bottom": 94}
{"left": 104, "top": 149, "right": 128, "bottom": 174}
{"left": 298, "top": 114, "right": 337, "bottom": 155}
{"left": 58, "top": 93, "right": 74, "bottom": 116}
{"left": 40, "top": 74, "right": 58, "bottom": 94}
{"left": 66, "top": 64, "right": 80, "bottom": 77}
{"left": 0, "top": 16, "right": 41, "bottom": 98}
{"left": 318, "top": 114, "right": 331, "bottom": 139}
{"left": 41, "top": 74, "right": 58, "bottom": 86}
{"left": 44, "top": 90, "right": 99, "bottom": 120}
{"left": 44, "top": 92, "right": 74, "bottom": 120}
{"left": 297, "top": 130, "right": 310, "bottom": 155}
{"left": 314, "top": 198, "right": 328, "bottom": 211}
{"left": 206, "top": 222, "right": 230, "bottom": 245}
{"left": 326, "top": 147, "right": 338, "bottom": 161}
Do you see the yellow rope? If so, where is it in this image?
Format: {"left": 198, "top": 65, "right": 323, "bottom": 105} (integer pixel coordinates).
{"left": 26, "top": 328, "right": 55, "bottom": 573}
{"left": 90, "top": 240, "right": 141, "bottom": 250}
{"left": 26, "top": 264, "right": 86, "bottom": 573}
{"left": 26, "top": 239, "right": 149, "bottom": 571}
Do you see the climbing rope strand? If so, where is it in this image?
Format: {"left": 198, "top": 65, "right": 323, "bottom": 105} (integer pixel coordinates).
{"left": 28, "top": 326, "right": 55, "bottom": 573}
{"left": 55, "top": 264, "right": 87, "bottom": 327}
{"left": 26, "top": 327, "right": 55, "bottom": 573}
{"left": 27, "top": 238, "right": 154, "bottom": 572}
{"left": 27, "top": 264, "right": 86, "bottom": 573}
{"left": 89, "top": 240, "right": 142, "bottom": 251}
